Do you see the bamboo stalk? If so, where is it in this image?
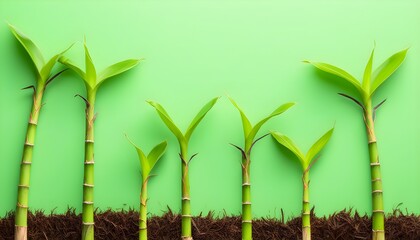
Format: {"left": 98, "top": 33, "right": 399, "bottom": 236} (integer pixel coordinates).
{"left": 81, "top": 91, "right": 96, "bottom": 240}
{"left": 302, "top": 171, "right": 311, "bottom": 240}
{"left": 364, "top": 102, "right": 385, "bottom": 240}
{"left": 139, "top": 181, "right": 148, "bottom": 240}
{"left": 241, "top": 149, "right": 252, "bottom": 240}
{"left": 180, "top": 143, "right": 192, "bottom": 240}
{"left": 15, "top": 81, "right": 44, "bottom": 240}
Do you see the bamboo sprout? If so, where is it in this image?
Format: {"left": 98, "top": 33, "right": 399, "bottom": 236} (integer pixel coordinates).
{"left": 59, "top": 41, "right": 140, "bottom": 240}
{"left": 126, "top": 136, "right": 167, "bottom": 240}
{"left": 271, "top": 128, "right": 334, "bottom": 240}
{"left": 148, "top": 97, "right": 219, "bottom": 240}
{"left": 229, "top": 97, "right": 294, "bottom": 240}
{"left": 9, "top": 24, "right": 72, "bottom": 240}
{"left": 305, "top": 46, "right": 408, "bottom": 240}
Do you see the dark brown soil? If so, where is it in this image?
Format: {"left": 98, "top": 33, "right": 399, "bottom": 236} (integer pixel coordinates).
{"left": 1, "top": 207, "right": 419, "bottom": 240}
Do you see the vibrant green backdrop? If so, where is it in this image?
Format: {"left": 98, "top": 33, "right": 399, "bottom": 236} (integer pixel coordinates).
{"left": 1, "top": 0, "right": 419, "bottom": 219}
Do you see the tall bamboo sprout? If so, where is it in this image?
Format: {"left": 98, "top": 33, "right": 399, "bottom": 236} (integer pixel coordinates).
{"left": 305, "top": 46, "right": 408, "bottom": 240}
{"left": 148, "top": 97, "right": 219, "bottom": 240}
{"left": 9, "top": 24, "right": 72, "bottom": 240}
{"left": 271, "top": 128, "right": 334, "bottom": 240}
{"left": 59, "top": 41, "right": 140, "bottom": 240}
{"left": 127, "top": 137, "right": 167, "bottom": 240}
{"left": 229, "top": 97, "right": 294, "bottom": 240}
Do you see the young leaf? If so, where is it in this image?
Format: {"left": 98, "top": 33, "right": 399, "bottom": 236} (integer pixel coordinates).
{"left": 147, "top": 141, "right": 167, "bottom": 173}
{"left": 184, "top": 97, "right": 219, "bottom": 142}
{"left": 98, "top": 59, "right": 141, "bottom": 84}
{"left": 147, "top": 100, "right": 185, "bottom": 143}
{"left": 304, "top": 60, "right": 364, "bottom": 95}
{"left": 370, "top": 48, "right": 408, "bottom": 96}
{"left": 59, "top": 57, "right": 86, "bottom": 81}
{"left": 305, "top": 127, "right": 334, "bottom": 163}
{"left": 84, "top": 43, "right": 97, "bottom": 89}
{"left": 362, "top": 48, "right": 375, "bottom": 93}
{"left": 271, "top": 131, "right": 305, "bottom": 165}
{"left": 247, "top": 102, "right": 295, "bottom": 143}
{"left": 40, "top": 43, "right": 74, "bottom": 82}
{"left": 9, "top": 24, "right": 45, "bottom": 74}
{"left": 229, "top": 97, "right": 252, "bottom": 138}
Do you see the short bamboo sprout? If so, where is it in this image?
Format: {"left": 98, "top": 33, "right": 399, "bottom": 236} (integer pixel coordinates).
{"left": 127, "top": 137, "right": 167, "bottom": 240}
{"left": 229, "top": 98, "right": 294, "bottom": 240}
{"left": 148, "top": 97, "right": 219, "bottom": 240}
{"left": 60, "top": 41, "right": 140, "bottom": 240}
{"left": 9, "top": 24, "right": 72, "bottom": 240}
{"left": 271, "top": 128, "right": 334, "bottom": 240}
{"left": 305, "top": 46, "right": 408, "bottom": 240}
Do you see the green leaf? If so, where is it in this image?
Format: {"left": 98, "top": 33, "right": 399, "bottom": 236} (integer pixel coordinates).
{"left": 59, "top": 57, "right": 86, "bottom": 80}
{"left": 84, "top": 42, "right": 97, "bottom": 89}
{"left": 184, "top": 97, "right": 219, "bottom": 142}
{"left": 305, "top": 127, "right": 334, "bottom": 164}
{"left": 9, "top": 24, "right": 45, "bottom": 74}
{"left": 147, "top": 100, "right": 185, "bottom": 143}
{"left": 96, "top": 59, "right": 141, "bottom": 90}
{"left": 370, "top": 48, "right": 408, "bottom": 96}
{"left": 362, "top": 47, "right": 375, "bottom": 93}
{"left": 125, "top": 135, "right": 150, "bottom": 177}
{"left": 247, "top": 102, "right": 294, "bottom": 145}
{"left": 229, "top": 97, "right": 252, "bottom": 138}
{"left": 40, "top": 43, "right": 74, "bottom": 82}
{"left": 147, "top": 141, "right": 167, "bottom": 173}
{"left": 305, "top": 60, "right": 364, "bottom": 95}
{"left": 271, "top": 131, "right": 305, "bottom": 165}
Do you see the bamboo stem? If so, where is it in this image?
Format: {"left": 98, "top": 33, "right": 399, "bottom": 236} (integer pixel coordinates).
{"left": 302, "top": 171, "right": 311, "bottom": 240}
{"left": 242, "top": 148, "right": 252, "bottom": 240}
{"left": 180, "top": 143, "right": 192, "bottom": 240}
{"left": 139, "top": 182, "right": 148, "bottom": 240}
{"left": 15, "top": 81, "right": 45, "bottom": 240}
{"left": 81, "top": 90, "right": 96, "bottom": 240}
{"left": 364, "top": 102, "right": 385, "bottom": 240}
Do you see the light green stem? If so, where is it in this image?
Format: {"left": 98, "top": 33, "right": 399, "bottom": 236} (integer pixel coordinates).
{"left": 82, "top": 90, "right": 96, "bottom": 240}
{"left": 180, "top": 142, "right": 192, "bottom": 240}
{"left": 302, "top": 171, "right": 311, "bottom": 240}
{"left": 15, "top": 81, "right": 45, "bottom": 240}
{"left": 242, "top": 144, "right": 252, "bottom": 240}
{"left": 139, "top": 181, "right": 148, "bottom": 240}
{"left": 364, "top": 102, "right": 385, "bottom": 240}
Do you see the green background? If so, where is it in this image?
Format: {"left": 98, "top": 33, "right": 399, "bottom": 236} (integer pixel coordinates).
{"left": 1, "top": 0, "right": 419, "bottom": 219}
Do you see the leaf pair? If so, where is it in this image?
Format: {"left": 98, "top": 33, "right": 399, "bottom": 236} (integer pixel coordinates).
{"left": 147, "top": 97, "right": 219, "bottom": 145}
{"left": 304, "top": 47, "right": 408, "bottom": 102}
{"left": 59, "top": 40, "right": 141, "bottom": 92}
{"left": 271, "top": 128, "right": 334, "bottom": 170}
{"left": 127, "top": 137, "right": 167, "bottom": 182}
{"left": 229, "top": 97, "right": 295, "bottom": 149}
{"left": 9, "top": 24, "right": 73, "bottom": 83}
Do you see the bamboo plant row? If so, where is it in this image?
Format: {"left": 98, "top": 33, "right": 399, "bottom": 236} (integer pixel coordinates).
{"left": 9, "top": 24, "right": 407, "bottom": 240}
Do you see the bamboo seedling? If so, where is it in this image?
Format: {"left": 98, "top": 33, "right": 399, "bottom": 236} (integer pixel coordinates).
{"left": 271, "top": 128, "right": 334, "bottom": 240}
{"left": 9, "top": 24, "right": 72, "bottom": 240}
{"left": 59, "top": 41, "right": 140, "bottom": 240}
{"left": 147, "top": 97, "right": 219, "bottom": 240}
{"left": 229, "top": 97, "right": 294, "bottom": 240}
{"left": 126, "top": 136, "right": 167, "bottom": 240}
{"left": 305, "top": 46, "right": 408, "bottom": 240}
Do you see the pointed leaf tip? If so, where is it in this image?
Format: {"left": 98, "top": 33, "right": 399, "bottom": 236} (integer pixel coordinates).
{"left": 306, "top": 127, "right": 334, "bottom": 163}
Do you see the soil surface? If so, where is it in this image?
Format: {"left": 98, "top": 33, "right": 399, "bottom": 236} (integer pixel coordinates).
{"left": 1, "top": 208, "right": 419, "bottom": 240}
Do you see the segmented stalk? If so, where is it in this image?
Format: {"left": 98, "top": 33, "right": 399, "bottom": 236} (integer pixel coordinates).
{"left": 81, "top": 91, "right": 96, "bottom": 240}
{"left": 241, "top": 151, "right": 252, "bottom": 240}
{"left": 139, "top": 181, "right": 148, "bottom": 240}
{"left": 180, "top": 143, "right": 192, "bottom": 240}
{"left": 302, "top": 171, "right": 311, "bottom": 240}
{"left": 15, "top": 81, "right": 44, "bottom": 240}
{"left": 364, "top": 102, "right": 385, "bottom": 240}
